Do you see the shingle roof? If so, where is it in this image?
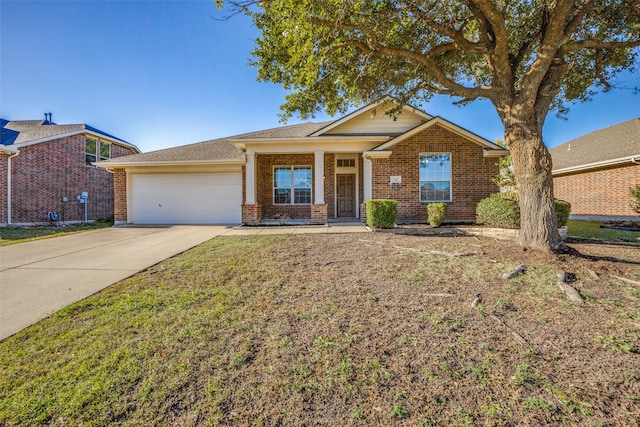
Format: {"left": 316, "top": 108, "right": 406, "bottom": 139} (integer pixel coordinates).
{"left": 550, "top": 118, "right": 640, "bottom": 171}
{"left": 0, "top": 118, "right": 130, "bottom": 146}
{"left": 233, "top": 121, "right": 335, "bottom": 139}
{"left": 98, "top": 137, "right": 245, "bottom": 164}
{"left": 97, "top": 121, "right": 335, "bottom": 165}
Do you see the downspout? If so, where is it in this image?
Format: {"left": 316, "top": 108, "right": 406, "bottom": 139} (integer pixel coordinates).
{"left": 7, "top": 150, "right": 20, "bottom": 225}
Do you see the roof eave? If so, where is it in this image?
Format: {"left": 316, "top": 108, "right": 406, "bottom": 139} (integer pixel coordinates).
{"left": 95, "top": 158, "right": 246, "bottom": 169}
{"left": 0, "top": 146, "right": 19, "bottom": 155}
{"left": 552, "top": 154, "right": 640, "bottom": 175}
{"left": 230, "top": 135, "right": 390, "bottom": 150}
{"left": 484, "top": 149, "right": 510, "bottom": 157}
{"left": 13, "top": 129, "right": 140, "bottom": 153}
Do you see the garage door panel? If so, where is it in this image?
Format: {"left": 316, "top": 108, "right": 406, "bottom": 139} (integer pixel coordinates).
{"left": 131, "top": 172, "right": 241, "bottom": 224}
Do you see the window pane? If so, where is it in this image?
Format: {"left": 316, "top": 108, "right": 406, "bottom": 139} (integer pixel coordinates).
{"left": 99, "top": 142, "right": 111, "bottom": 160}
{"left": 274, "top": 168, "right": 292, "bottom": 188}
{"left": 421, "top": 181, "right": 450, "bottom": 201}
{"left": 294, "top": 188, "right": 311, "bottom": 204}
{"left": 420, "top": 153, "right": 451, "bottom": 181}
{"left": 86, "top": 138, "right": 97, "bottom": 155}
{"left": 85, "top": 153, "right": 97, "bottom": 165}
{"left": 274, "top": 188, "right": 291, "bottom": 204}
{"left": 293, "top": 167, "right": 311, "bottom": 188}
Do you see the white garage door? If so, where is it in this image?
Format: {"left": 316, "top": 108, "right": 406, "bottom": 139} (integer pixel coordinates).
{"left": 131, "top": 172, "right": 242, "bottom": 224}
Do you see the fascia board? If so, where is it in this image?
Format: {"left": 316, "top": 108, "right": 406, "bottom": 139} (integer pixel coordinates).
{"left": 0, "top": 146, "right": 19, "bottom": 155}
{"left": 483, "top": 149, "right": 510, "bottom": 157}
{"left": 363, "top": 150, "right": 392, "bottom": 159}
{"left": 230, "top": 136, "right": 389, "bottom": 152}
{"left": 13, "top": 130, "right": 140, "bottom": 153}
{"left": 552, "top": 155, "right": 640, "bottom": 175}
{"left": 95, "top": 159, "right": 246, "bottom": 169}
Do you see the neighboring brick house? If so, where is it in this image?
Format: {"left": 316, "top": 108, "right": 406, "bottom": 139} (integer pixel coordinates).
{"left": 0, "top": 116, "right": 139, "bottom": 225}
{"left": 98, "top": 100, "right": 507, "bottom": 225}
{"left": 550, "top": 118, "right": 640, "bottom": 221}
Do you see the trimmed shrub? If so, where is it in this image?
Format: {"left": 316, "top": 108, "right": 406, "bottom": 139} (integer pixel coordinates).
{"left": 476, "top": 194, "right": 521, "bottom": 229}
{"left": 630, "top": 185, "right": 640, "bottom": 214}
{"left": 554, "top": 199, "right": 571, "bottom": 227}
{"left": 476, "top": 193, "right": 572, "bottom": 228}
{"left": 427, "top": 203, "right": 447, "bottom": 227}
{"left": 365, "top": 199, "right": 397, "bottom": 229}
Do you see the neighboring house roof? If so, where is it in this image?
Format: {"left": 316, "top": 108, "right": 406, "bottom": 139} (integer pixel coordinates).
{"left": 0, "top": 117, "right": 140, "bottom": 152}
{"left": 550, "top": 118, "right": 640, "bottom": 174}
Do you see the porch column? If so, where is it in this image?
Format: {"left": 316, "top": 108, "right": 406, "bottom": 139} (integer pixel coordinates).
{"left": 245, "top": 150, "right": 256, "bottom": 204}
{"left": 363, "top": 156, "right": 372, "bottom": 201}
{"left": 314, "top": 151, "right": 324, "bottom": 204}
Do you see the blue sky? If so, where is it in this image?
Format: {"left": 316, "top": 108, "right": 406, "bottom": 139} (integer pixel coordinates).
{"left": 1, "top": 0, "right": 638, "bottom": 152}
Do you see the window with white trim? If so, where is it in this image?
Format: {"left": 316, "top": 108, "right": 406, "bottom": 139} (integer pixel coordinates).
{"left": 273, "top": 166, "right": 312, "bottom": 204}
{"left": 419, "top": 153, "right": 451, "bottom": 202}
{"left": 85, "top": 137, "right": 111, "bottom": 166}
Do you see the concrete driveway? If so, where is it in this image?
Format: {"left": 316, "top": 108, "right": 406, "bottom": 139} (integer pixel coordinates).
{"left": 0, "top": 226, "right": 231, "bottom": 340}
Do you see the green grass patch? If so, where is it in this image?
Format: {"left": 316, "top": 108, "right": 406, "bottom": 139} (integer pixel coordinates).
{"left": 0, "top": 221, "right": 113, "bottom": 246}
{"left": 567, "top": 220, "right": 640, "bottom": 245}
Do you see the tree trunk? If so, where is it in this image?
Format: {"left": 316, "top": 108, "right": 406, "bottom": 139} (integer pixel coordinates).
{"left": 503, "top": 116, "right": 564, "bottom": 252}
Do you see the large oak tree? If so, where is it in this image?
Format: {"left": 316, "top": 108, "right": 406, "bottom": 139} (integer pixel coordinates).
{"left": 221, "top": 0, "right": 640, "bottom": 251}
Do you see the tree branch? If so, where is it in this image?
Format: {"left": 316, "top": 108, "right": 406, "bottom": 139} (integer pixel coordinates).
{"left": 562, "top": 39, "right": 640, "bottom": 52}
{"left": 309, "top": 16, "right": 490, "bottom": 102}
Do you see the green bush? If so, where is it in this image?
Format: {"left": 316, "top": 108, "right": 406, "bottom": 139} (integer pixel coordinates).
{"left": 554, "top": 199, "right": 571, "bottom": 227}
{"left": 427, "top": 203, "right": 447, "bottom": 227}
{"left": 476, "top": 193, "right": 572, "bottom": 228}
{"left": 630, "top": 185, "right": 640, "bottom": 214}
{"left": 476, "top": 194, "right": 521, "bottom": 229}
{"left": 365, "top": 199, "right": 397, "bottom": 229}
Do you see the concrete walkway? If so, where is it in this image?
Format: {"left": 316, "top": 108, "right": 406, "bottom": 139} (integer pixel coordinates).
{"left": 0, "top": 223, "right": 368, "bottom": 340}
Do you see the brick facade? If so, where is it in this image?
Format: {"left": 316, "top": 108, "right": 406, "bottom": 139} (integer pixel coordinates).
{"left": 243, "top": 124, "right": 499, "bottom": 224}
{"left": 255, "top": 153, "right": 316, "bottom": 219}
{"left": 113, "top": 168, "right": 128, "bottom": 224}
{"left": 2, "top": 135, "right": 135, "bottom": 225}
{"left": 553, "top": 163, "right": 639, "bottom": 217}
{"left": 370, "top": 124, "right": 499, "bottom": 222}
{"left": 0, "top": 153, "right": 9, "bottom": 224}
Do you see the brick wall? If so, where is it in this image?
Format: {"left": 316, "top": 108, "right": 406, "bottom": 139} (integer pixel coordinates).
{"left": 113, "top": 168, "right": 127, "bottom": 224}
{"left": 371, "top": 124, "right": 500, "bottom": 222}
{"left": 0, "top": 153, "right": 8, "bottom": 224}
{"left": 553, "top": 163, "right": 639, "bottom": 217}
{"left": 255, "top": 153, "right": 315, "bottom": 219}
{"left": 7, "top": 135, "right": 135, "bottom": 224}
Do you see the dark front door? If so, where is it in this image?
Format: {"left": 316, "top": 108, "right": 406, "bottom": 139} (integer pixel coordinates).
{"left": 337, "top": 174, "right": 356, "bottom": 217}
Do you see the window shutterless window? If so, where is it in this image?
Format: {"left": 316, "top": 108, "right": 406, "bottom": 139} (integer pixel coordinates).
{"left": 273, "top": 166, "right": 312, "bottom": 205}
{"left": 85, "top": 138, "right": 98, "bottom": 165}
{"left": 419, "top": 153, "right": 452, "bottom": 202}
{"left": 85, "top": 137, "right": 112, "bottom": 165}
{"left": 99, "top": 141, "right": 111, "bottom": 161}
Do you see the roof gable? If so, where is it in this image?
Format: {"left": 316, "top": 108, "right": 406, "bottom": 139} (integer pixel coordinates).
{"left": 373, "top": 116, "right": 508, "bottom": 157}
{"left": 550, "top": 118, "right": 640, "bottom": 172}
{"left": 311, "top": 99, "right": 432, "bottom": 136}
{"left": 0, "top": 117, "right": 139, "bottom": 152}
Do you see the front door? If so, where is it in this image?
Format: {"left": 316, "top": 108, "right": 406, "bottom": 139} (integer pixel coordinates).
{"left": 337, "top": 174, "right": 356, "bottom": 217}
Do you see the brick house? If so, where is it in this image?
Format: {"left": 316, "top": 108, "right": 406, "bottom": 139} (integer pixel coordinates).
{"left": 551, "top": 118, "right": 640, "bottom": 221}
{"left": 0, "top": 116, "right": 139, "bottom": 225}
{"left": 98, "top": 100, "right": 507, "bottom": 225}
